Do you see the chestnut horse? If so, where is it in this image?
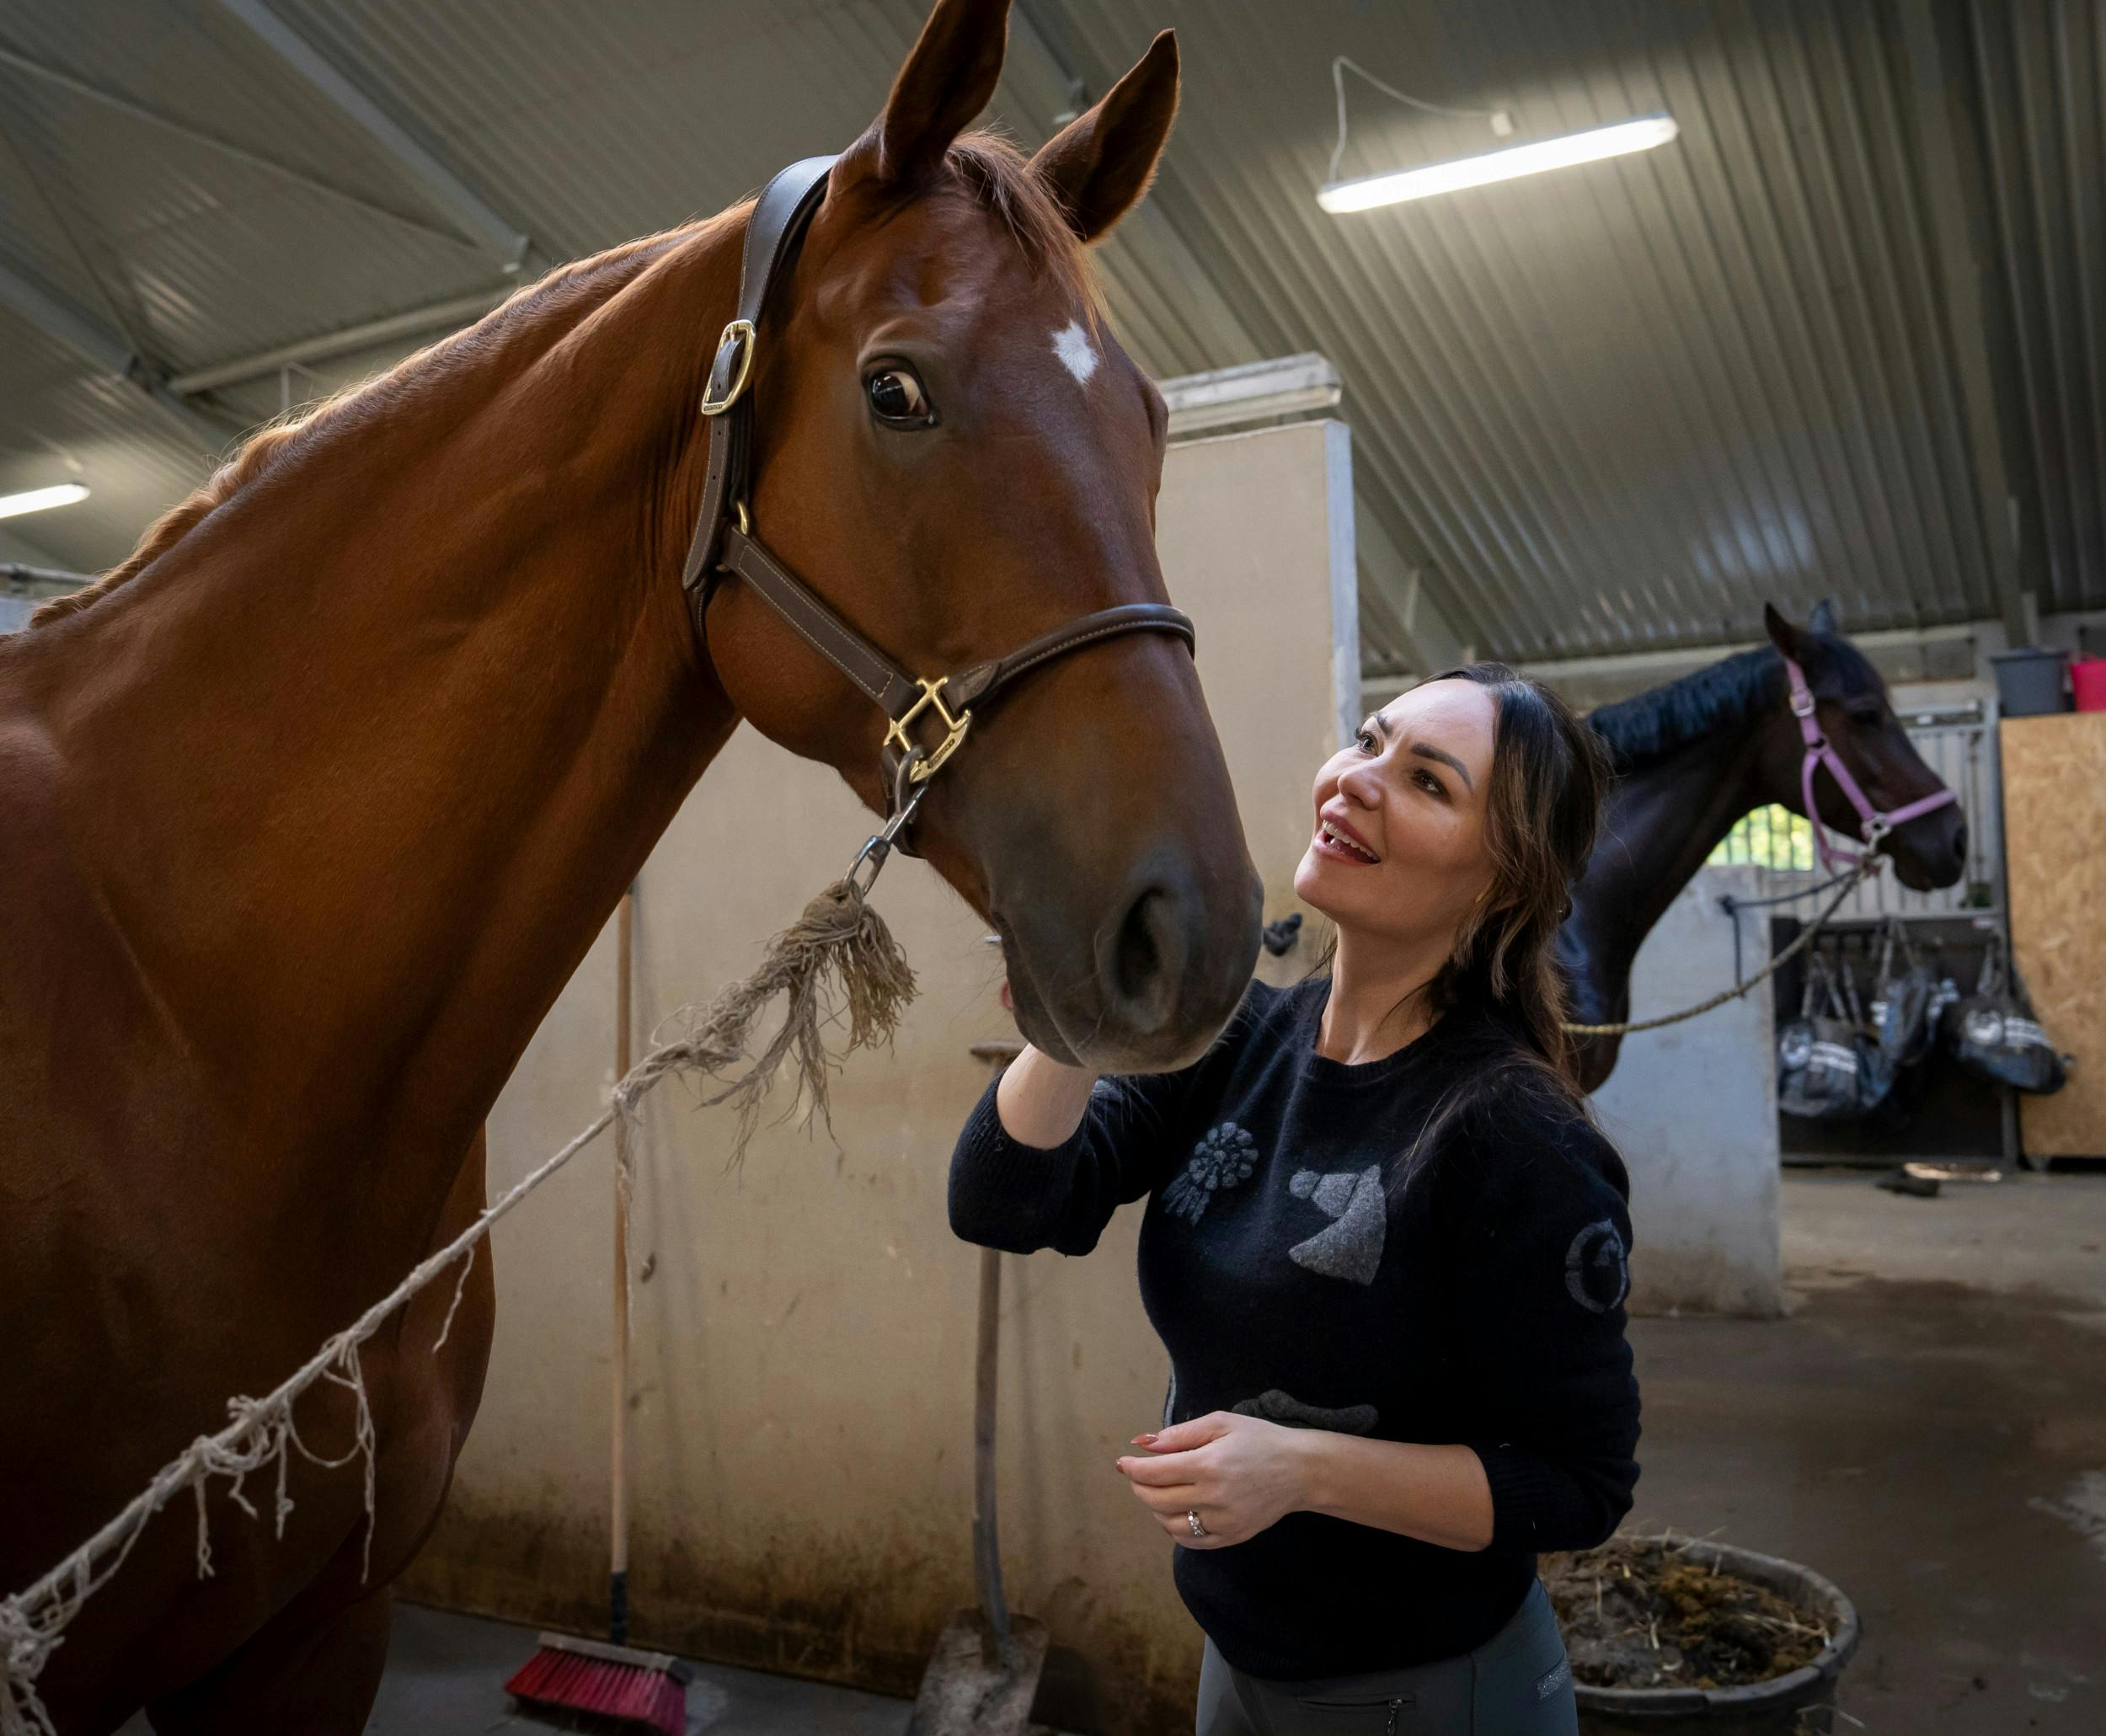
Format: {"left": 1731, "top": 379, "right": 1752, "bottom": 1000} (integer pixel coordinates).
{"left": 0, "top": 2, "right": 1259, "bottom": 1728}
{"left": 1558, "top": 601, "right": 1965, "bottom": 1090}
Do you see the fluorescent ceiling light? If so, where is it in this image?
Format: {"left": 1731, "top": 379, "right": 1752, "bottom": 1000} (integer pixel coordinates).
{"left": 0, "top": 482, "right": 90, "bottom": 520}
{"left": 1318, "top": 115, "right": 1679, "bottom": 213}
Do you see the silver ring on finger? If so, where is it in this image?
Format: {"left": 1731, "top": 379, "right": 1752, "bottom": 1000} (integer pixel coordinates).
{"left": 1186, "top": 1509, "right": 1208, "bottom": 1538}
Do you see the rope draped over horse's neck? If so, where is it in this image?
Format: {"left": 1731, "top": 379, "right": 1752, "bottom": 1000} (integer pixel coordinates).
{"left": 1561, "top": 857, "right": 1876, "bottom": 1038}
{"left": 0, "top": 875, "right": 914, "bottom": 1736}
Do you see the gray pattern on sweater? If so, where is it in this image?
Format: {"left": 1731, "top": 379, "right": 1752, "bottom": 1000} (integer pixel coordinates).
{"left": 1286, "top": 1164, "right": 1387, "bottom": 1284}
{"left": 1232, "top": 1387, "right": 1380, "bottom": 1434}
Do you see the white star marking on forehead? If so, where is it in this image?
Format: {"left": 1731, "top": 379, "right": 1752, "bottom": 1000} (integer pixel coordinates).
{"left": 1051, "top": 319, "right": 1099, "bottom": 386}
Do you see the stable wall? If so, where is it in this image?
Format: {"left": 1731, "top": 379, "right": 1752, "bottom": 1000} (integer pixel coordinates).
{"left": 401, "top": 419, "right": 1359, "bottom": 1734}
{"left": 1590, "top": 866, "right": 1784, "bottom": 1318}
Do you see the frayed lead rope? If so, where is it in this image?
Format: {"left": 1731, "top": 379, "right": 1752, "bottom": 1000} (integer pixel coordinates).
{"left": 0, "top": 876, "right": 915, "bottom": 1736}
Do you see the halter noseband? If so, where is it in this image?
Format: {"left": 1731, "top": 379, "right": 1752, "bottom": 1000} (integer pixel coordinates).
{"left": 1782, "top": 654, "right": 1957, "bottom": 874}
{"left": 678, "top": 155, "right": 1196, "bottom": 872}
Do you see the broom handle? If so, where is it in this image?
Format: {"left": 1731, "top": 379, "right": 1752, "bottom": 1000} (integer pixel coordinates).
{"left": 611, "top": 889, "right": 634, "bottom": 1646}
{"left": 972, "top": 1242, "right": 1010, "bottom": 1641}
{"left": 968, "top": 1044, "right": 1023, "bottom": 1642}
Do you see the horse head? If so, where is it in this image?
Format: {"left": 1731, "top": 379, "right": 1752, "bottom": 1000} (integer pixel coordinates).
{"left": 692, "top": 0, "right": 1261, "bottom": 1071}
{"left": 1759, "top": 601, "right": 1966, "bottom": 892}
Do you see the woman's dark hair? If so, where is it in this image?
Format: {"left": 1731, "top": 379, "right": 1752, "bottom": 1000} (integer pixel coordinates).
{"left": 1416, "top": 661, "right": 1611, "bottom": 1081}
{"left": 1313, "top": 662, "right": 1612, "bottom": 1176}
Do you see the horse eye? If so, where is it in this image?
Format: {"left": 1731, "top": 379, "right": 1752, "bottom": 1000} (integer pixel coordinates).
{"left": 866, "top": 367, "right": 934, "bottom": 425}
{"left": 1850, "top": 707, "right": 1883, "bottom": 728}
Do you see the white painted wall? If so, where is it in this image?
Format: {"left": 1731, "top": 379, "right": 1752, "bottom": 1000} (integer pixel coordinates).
{"left": 1590, "top": 865, "right": 1784, "bottom": 1319}
{"left": 403, "top": 419, "right": 1360, "bottom": 1732}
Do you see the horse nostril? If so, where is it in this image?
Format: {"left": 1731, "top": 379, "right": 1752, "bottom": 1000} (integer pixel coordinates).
{"left": 1114, "top": 889, "right": 1163, "bottom": 999}
{"left": 1106, "top": 884, "right": 1188, "bottom": 1035}
{"left": 1953, "top": 821, "right": 1970, "bottom": 863}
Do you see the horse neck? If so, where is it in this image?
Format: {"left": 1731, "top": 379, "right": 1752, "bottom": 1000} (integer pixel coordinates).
{"left": 19, "top": 229, "right": 742, "bottom": 1205}
{"left": 1580, "top": 727, "right": 1771, "bottom": 984}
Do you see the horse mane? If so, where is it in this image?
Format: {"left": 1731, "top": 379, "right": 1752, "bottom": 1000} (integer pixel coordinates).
{"left": 1586, "top": 647, "right": 1783, "bottom": 770}
{"left": 942, "top": 131, "right": 1099, "bottom": 316}
{"left": 33, "top": 129, "right": 1093, "bottom": 631}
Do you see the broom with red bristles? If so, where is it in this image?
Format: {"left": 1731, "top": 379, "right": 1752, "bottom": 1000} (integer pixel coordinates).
{"left": 505, "top": 891, "right": 690, "bottom": 1734}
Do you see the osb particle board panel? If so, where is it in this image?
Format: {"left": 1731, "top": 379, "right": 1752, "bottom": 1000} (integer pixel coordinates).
{"left": 2002, "top": 713, "right": 2106, "bottom": 1157}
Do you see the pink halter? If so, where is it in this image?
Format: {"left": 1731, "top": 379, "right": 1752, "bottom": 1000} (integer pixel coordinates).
{"left": 1784, "top": 655, "right": 1958, "bottom": 874}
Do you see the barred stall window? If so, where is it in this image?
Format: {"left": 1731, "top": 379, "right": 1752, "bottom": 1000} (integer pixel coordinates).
{"left": 1708, "top": 804, "right": 1816, "bottom": 873}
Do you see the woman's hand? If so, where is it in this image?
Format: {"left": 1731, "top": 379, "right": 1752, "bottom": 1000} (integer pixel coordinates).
{"left": 1114, "top": 1412, "right": 1312, "bottom": 1548}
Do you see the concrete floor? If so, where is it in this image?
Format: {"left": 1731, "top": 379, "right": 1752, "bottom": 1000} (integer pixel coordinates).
{"left": 114, "top": 1169, "right": 2106, "bottom": 1735}
{"left": 113, "top": 1602, "right": 922, "bottom": 1735}
{"left": 1629, "top": 1170, "right": 2106, "bottom": 1734}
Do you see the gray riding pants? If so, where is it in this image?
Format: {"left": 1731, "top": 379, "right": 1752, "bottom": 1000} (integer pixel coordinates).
{"left": 1194, "top": 1580, "right": 1576, "bottom": 1735}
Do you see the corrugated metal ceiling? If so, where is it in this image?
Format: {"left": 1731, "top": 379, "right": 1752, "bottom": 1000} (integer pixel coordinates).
{"left": 0, "top": 0, "right": 2098, "bottom": 669}
{"left": 1968, "top": 0, "right": 2106, "bottom": 622}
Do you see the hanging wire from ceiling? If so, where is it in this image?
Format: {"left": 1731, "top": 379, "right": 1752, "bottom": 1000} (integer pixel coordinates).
{"left": 1327, "top": 56, "right": 1513, "bottom": 185}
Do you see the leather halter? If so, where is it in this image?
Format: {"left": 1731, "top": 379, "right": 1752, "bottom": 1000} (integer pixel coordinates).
{"left": 1783, "top": 654, "right": 1957, "bottom": 874}
{"left": 679, "top": 155, "right": 1197, "bottom": 862}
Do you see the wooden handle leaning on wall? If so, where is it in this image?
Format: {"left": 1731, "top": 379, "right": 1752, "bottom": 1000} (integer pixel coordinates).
{"left": 611, "top": 889, "right": 633, "bottom": 1626}
{"left": 968, "top": 1042, "right": 1022, "bottom": 1638}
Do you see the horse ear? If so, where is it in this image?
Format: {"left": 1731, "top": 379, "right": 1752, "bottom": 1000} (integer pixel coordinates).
{"left": 848, "top": 0, "right": 1010, "bottom": 188}
{"left": 1764, "top": 601, "right": 1804, "bottom": 661}
{"left": 1809, "top": 597, "right": 1838, "bottom": 636}
{"left": 1030, "top": 30, "right": 1180, "bottom": 243}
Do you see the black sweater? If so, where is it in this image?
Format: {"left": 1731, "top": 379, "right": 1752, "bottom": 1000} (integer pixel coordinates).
{"left": 948, "top": 978, "right": 1641, "bottom": 1680}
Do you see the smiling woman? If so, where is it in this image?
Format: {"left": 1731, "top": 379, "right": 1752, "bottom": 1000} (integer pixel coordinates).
{"left": 949, "top": 664, "right": 1635, "bottom": 1735}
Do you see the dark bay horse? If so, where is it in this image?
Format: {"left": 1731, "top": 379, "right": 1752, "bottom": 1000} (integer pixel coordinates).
{"left": 0, "top": 2, "right": 1259, "bottom": 1728}
{"left": 1559, "top": 602, "right": 1965, "bottom": 1091}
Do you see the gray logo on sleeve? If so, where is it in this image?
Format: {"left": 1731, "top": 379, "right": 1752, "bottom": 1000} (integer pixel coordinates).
{"left": 1564, "top": 1220, "right": 1630, "bottom": 1313}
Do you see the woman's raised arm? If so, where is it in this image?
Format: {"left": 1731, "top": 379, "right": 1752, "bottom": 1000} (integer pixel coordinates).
{"left": 948, "top": 1039, "right": 1212, "bottom": 1258}
{"left": 993, "top": 1044, "right": 1102, "bottom": 1147}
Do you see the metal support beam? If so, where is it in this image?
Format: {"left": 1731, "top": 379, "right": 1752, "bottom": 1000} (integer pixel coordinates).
{"left": 1360, "top": 617, "right": 2106, "bottom": 713}
{"left": 170, "top": 288, "right": 509, "bottom": 394}
{"left": 3, "top": 559, "right": 89, "bottom": 636}
{"left": 215, "top": 0, "right": 535, "bottom": 272}
{"left": 1355, "top": 494, "right": 1472, "bottom": 680}
{"left": 0, "top": 44, "right": 461, "bottom": 243}
{"left": 1158, "top": 354, "right": 1340, "bottom": 439}
{"left": 2, "top": 561, "right": 91, "bottom": 591}
{"left": 0, "top": 260, "right": 238, "bottom": 454}
{"left": 1896, "top": 0, "right": 2034, "bottom": 644}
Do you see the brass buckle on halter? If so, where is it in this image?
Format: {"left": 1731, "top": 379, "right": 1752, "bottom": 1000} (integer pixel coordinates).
{"left": 698, "top": 319, "right": 757, "bottom": 417}
{"left": 885, "top": 678, "right": 973, "bottom": 783}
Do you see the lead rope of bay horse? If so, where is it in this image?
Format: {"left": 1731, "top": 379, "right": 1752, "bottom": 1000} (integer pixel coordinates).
{"left": 1561, "top": 854, "right": 1878, "bottom": 1039}
{"left": 0, "top": 852, "right": 917, "bottom": 1736}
